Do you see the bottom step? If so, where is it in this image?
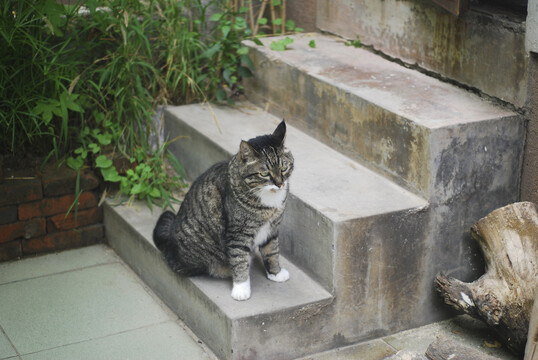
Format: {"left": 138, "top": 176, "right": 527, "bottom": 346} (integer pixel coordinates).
{"left": 104, "top": 200, "right": 333, "bottom": 360}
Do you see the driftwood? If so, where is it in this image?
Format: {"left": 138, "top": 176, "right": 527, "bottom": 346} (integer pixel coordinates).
{"left": 525, "top": 291, "right": 538, "bottom": 360}
{"left": 435, "top": 202, "right": 538, "bottom": 355}
{"left": 425, "top": 336, "right": 502, "bottom": 360}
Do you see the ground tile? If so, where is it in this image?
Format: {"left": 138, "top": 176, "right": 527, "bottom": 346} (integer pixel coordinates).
{"left": 0, "top": 245, "right": 116, "bottom": 285}
{"left": 0, "top": 328, "right": 18, "bottom": 359}
{"left": 0, "top": 262, "right": 170, "bottom": 355}
{"left": 20, "top": 321, "right": 215, "bottom": 360}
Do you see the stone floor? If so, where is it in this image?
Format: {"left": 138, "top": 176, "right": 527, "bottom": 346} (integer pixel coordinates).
{"left": 0, "top": 245, "right": 216, "bottom": 360}
{"left": 0, "top": 244, "right": 520, "bottom": 360}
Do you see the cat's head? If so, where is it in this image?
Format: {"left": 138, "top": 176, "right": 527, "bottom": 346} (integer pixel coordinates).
{"left": 236, "top": 121, "right": 294, "bottom": 206}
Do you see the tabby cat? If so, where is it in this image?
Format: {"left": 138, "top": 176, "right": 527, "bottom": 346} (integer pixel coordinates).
{"left": 153, "top": 120, "right": 294, "bottom": 301}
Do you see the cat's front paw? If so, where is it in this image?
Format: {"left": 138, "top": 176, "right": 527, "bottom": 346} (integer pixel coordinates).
{"left": 231, "top": 279, "right": 251, "bottom": 301}
{"left": 267, "top": 268, "right": 289, "bottom": 282}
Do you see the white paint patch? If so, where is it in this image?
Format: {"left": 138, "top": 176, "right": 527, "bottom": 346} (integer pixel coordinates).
{"left": 258, "top": 182, "right": 288, "bottom": 208}
{"left": 254, "top": 222, "right": 272, "bottom": 248}
{"left": 460, "top": 292, "right": 474, "bottom": 307}
{"left": 231, "top": 278, "right": 251, "bottom": 301}
{"left": 267, "top": 268, "right": 289, "bottom": 282}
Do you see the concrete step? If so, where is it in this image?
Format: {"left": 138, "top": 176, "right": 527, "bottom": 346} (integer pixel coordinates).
{"left": 104, "top": 201, "right": 333, "bottom": 360}
{"left": 242, "top": 33, "right": 524, "bottom": 201}
{"left": 242, "top": 34, "right": 525, "bottom": 313}
{"left": 164, "top": 103, "right": 428, "bottom": 292}
{"left": 155, "top": 103, "right": 444, "bottom": 357}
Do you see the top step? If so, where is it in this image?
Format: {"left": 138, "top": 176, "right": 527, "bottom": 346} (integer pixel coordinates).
{"left": 243, "top": 33, "right": 522, "bottom": 199}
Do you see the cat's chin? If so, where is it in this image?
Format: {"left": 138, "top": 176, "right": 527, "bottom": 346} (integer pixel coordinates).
{"left": 258, "top": 183, "right": 288, "bottom": 208}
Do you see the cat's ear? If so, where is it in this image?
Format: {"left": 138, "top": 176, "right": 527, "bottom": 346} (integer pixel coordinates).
{"left": 273, "top": 120, "right": 286, "bottom": 146}
{"left": 239, "top": 140, "right": 256, "bottom": 162}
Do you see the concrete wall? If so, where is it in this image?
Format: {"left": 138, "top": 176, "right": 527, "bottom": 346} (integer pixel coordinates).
{"left": 316, "top": 0, "right": 528, "bottom": 107}
{"left": 524, "top": 1, "right": 538, "bottom": 205}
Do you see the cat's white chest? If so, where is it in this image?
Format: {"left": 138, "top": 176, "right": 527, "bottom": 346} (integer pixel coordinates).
{"left": 258, "top": 182, "right": 288, "bottom": 209}
{"left": 253, "top": 222, "right": 272, "bottom": 248}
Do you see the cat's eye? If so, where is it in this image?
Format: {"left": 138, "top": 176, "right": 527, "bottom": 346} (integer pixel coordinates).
{"left": 259, "top": 171, "right": 270, "bottom": 178}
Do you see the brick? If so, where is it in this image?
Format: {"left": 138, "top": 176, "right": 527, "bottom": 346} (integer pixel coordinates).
{"left": 47, "top": 207, "right": 102, "bottom": 232}
{"left": 0, "top": 218, "right": 46, "bottom": 243}
{"left": 42, "top": 164, "right": 99, "bottom": 197}
{"left": 0, "top": 206, "right": 18, "bottom": 225}
{"left": 18, "top": 192, "right": 98, "bottom": 220}
{"left": 0, "top": 240, "right": 22, "bottom": 262}
{"left": 22, "top": 224, "right": 103, "bottom": 255}
{"left": 0, "top": 179, "right": 42, "bottom": 207}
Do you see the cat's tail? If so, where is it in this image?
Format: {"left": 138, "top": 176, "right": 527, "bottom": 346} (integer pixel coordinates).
{"left": 153, "top": 211, "right": 180, "bottom": 267}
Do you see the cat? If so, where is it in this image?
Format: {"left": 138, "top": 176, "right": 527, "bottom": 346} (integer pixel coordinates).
{"left": 153, "top": 120, "right": 294, "bottom": 301}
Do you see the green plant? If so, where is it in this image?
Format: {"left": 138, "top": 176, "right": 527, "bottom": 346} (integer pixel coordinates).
{"left": 0, "top": 0, "right": 84, "bottom": 156}
{"left": 345, "top": 35, "right": 361, "bottom": 48}
{"left": 270, "top": 36, "right": 293, "bottom": 51}
{"left": 2, "top": 0, "right": 304, "bottom": 213}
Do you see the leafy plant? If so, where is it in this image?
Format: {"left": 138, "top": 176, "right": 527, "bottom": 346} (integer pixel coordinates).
{"left": 345, "top": 35, "right": 362, "bottom": 48}
{"left": 270, "top": 36, "right": 294, "bottom": 51}
{"left": 1, "top": 0, "right": 305, "bottom": 213}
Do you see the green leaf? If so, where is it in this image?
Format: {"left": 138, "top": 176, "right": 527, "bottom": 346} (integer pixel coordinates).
{"left": 149, "top": 187, "right": 161, "bottom": 198}
{"left": 201, "top": 43, "right": 221, "bottom": 59}
{"left": 130, "top": 183, "right": 144, "bottom": 195}
{"left": 221, "top": 25, "right": 231, "bottom": 38}
{"left": 237, "top": 46, "right": 249, "bottom": 55}
{"left": 67, "top": 156, "right": 84, "bottom": 171}
{"left": 273, "top": 18, "right": 282, "bottom": 26}
{"left": 252, "top": 37, "right": 263, "bottom": 46}
{"left": 216, "top": 88, "right": 226, "bottom": 102}
{"left": 223, "top": 68, "right": 233, "bottom": 87}
{"left": 101, "top": 166, "right": 121, "bottom": 182}
{"left": 95, "top": 155, "right": 113, "bottom": 168}
{"left": 309, "top": 39, "right": 316, "bottom": 48}
{"left": 270, "top": 37, "right": 293, "bottom": 51}
{"left": 88, "top": 143, "right": 100, "bottom": 154}
{"left": 285, "top": 19, "right": 296, "bottom": 30}
{"left": 241, "top": 54, "right": 255, "bottom": 70}
{"left": 95, "top": 133, "right": 112, "bottom": 145}
{"left": 272, "top": 0, "right": 282, "bottom": 6}
{"left": 257, "top": 17, "right": 268, "bottom": 25}
{"left": 238, "top": 66, "right": 253, "bottom": 78}
{"left": 210, "top": 13, "right": 223, "bottom": 22}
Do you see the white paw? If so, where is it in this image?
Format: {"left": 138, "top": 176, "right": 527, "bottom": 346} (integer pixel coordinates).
{"left": 231, "top": 279, "right": 251, "bottom": 301}
{"left": 267, "top": 268, "right": 289, "bottom": 282}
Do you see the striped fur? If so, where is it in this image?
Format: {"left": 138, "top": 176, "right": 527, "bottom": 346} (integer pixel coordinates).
{"left": 153, "top": 121, "right": 294, "bottom": 300}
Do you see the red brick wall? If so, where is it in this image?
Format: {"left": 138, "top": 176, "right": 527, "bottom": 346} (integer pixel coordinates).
{"left": 0, "top": 163, "right": 103, "bottom": 261}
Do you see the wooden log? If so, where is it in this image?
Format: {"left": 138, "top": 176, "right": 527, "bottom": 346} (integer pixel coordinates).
{"left": 435, "top": 202, "right": 538, "bottom": 355}
{"left": 525, "top": 290, "right": 538, "bottom": 360}
{"left": 425, "top": 337, "right": 502, "bottom": 360}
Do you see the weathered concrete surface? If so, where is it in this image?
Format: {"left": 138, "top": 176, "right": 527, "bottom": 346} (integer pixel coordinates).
{"left": 164, "top": 104, "right": 471, "bottom": 347}
{"left": 104, "top": 201, "right": 333, "bottom": 360}
{"left": 316, "top": 0, "right": 528, "bottom": 107}
{"left": 522, "top": 52, "right": 538, "bottom": 205}
{"left": 285, "top": 0, "right": 317, "bottom": 32}
{"left": 243, "top": 33, "right": 523, "bottom": 201}
{"left": 241, "top": 31, "right": 525, "bottom": 340}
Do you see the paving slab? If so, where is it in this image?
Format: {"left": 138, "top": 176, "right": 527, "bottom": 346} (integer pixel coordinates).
{"left": 0, "top": 245, "right": 215, "bottom": 360}
{"left": 0, "top": 329, "right": 17, "bottom": 359}
{"left": 0, "top": 244, "right": 116, "bottom": 285}
{"left": 21, "top": 322, "right": 213, "bottom": 360}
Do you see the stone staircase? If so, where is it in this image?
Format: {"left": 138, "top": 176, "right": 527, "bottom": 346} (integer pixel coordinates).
{"left": 104, "top": 33, "right": 525, "bottom": 359}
